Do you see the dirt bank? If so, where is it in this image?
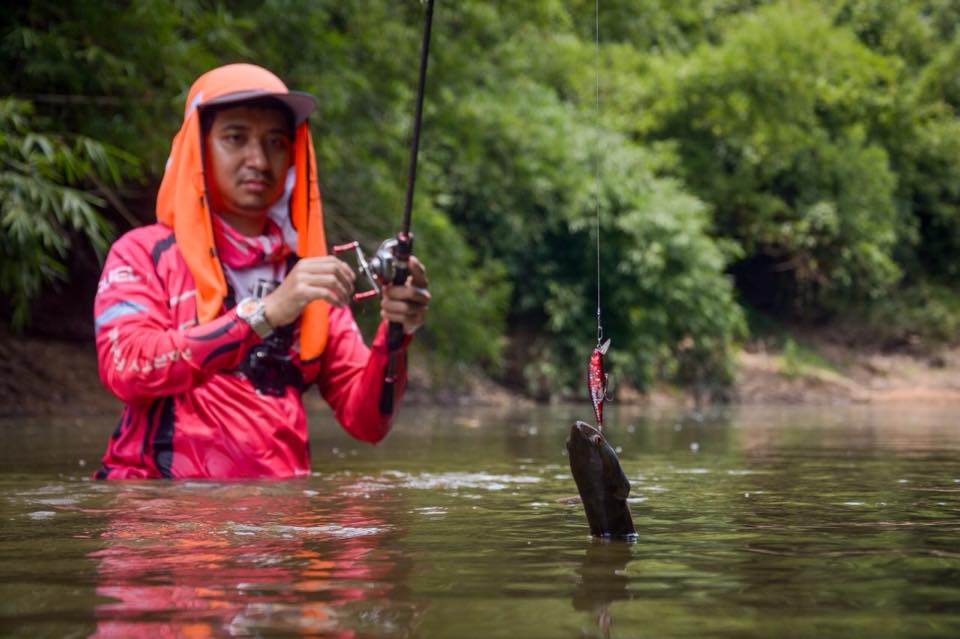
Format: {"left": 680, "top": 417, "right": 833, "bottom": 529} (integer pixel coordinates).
{"left": 2, "top": 329, "right": 960, "bottom": 418}
{"left": 735, "top": 339, "right": 960, "bottom": 404}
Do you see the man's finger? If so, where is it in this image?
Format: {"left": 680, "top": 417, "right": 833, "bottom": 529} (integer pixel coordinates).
{"left": 297, "top": 256, "right": 357, "bottom": 286}
{"left": 381, "top": 302, "right": 427, "bottom": 324}
{"left": 407, "top": 256, "right": 429, "bottom": 288}
{"left": 326, "top": 287, "right": 351, "bottom": 307}
{"left": 303, "top": 280, "right": 351, "bottom": 307}
{"left": 303, "top": 272, "right": 355, "bottom": 301}
{"left": 380, "top": 298, "right": 411, "bottom": 315}
{"left": 384, "top": 284, "right": 430, "bottom": 304}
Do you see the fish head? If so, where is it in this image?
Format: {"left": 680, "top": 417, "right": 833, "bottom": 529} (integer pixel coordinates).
{"left": 570, "top": 420, "right": 604, "bottom": 447}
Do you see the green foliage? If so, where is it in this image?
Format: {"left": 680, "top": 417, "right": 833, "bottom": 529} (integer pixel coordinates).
{"left": 780, "top": 337, "right": 803, "bottom": 379}
{"left": 851, "top": 282, "right": 960, "bottom": 347}
{"left": 0, "top": 99, "right": 133, "bottom": 328}
{"left": 828, "top": 0, "right": 960, "bottom": 67}
{"left": 412, "top": 204, "right": 512, "bottom": 378}
{"left": 565, "top": 0, "right": 764, "bottom": 52}
{"left": 830, "top": 2, "right": 960, "bottom": 314}
{"left": 640, "top": 2, "right": 903, "bottom": 310}
{"left": 877, "top": 37, "right": 960, "bottom": 283}
{"left": 779, "top": 336, "right": 838, "bottom": 379}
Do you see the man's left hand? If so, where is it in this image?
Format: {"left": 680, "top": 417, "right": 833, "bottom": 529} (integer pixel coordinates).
{"left": 380, "top": 256, "right": 430, "bottom": 335}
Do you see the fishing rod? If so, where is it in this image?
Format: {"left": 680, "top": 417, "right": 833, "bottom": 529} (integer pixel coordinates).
{"left": 379, "top": 0, "right": 434, "bottom": 416}
{"left": 333, "top": 0, "right": 435, "bottom": 416}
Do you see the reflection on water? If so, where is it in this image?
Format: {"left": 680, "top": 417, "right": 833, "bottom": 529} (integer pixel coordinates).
{"left": 572, "top": 541, "right": 634, "bottom": 639}
{"left": 88, "top": 480, "right": 416, "bottom": 638}
{"left": 1, "top": 404, "right": 960, "bottom": 637}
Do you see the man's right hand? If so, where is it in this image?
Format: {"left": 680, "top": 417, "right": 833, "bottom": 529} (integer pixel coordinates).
{"left": 262, "top": 256, "right": 356, "bottom": 328}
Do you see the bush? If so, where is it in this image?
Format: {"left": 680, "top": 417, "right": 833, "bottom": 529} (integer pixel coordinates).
{"left": 0, "top": 99, "right": 133, "bottom": 329}
{"left": 851, "top": 282, "right": 960, "bottom": 348}
{"left": 641, "top": 2, "right": 903, "bottom": 312}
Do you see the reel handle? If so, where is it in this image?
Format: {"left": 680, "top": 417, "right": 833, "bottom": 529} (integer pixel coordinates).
{"left": 331, "top": 242, "right": 360, "bottom": 254}
{"left": 332, "top": 241, "right": 382, "bottom": 302}
{"left": 353, "top": 289, "right": 379, "bottom": 301}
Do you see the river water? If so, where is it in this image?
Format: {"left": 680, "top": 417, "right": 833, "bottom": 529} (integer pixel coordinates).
{"left": 1, "top": 404, "right": 959, "bottom": 638}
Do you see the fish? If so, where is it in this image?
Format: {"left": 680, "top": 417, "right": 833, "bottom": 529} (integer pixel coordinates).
{"left": 588, "top": 338, "right": 611, "bottom": 428}
{"left": 566, "top": 420, "right": 637, "bottom": 539}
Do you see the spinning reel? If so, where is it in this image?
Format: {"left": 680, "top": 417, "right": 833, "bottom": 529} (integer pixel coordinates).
{"left": 332, "top": 238, "right": 405, "bottom": 302}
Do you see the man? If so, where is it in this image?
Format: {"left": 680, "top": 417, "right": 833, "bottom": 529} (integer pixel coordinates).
{"left": 93, "top": 64, "right": 429, "bottom": 479}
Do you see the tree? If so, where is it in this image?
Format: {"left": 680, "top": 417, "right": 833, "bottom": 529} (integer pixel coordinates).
{"left": 0, "top": 99, "right": 132, "bottom": 328}
{"left": 636, "top": 2, "right": 903, "bottom": 314}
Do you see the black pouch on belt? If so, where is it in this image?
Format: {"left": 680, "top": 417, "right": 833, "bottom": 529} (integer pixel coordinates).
{"left": 240, "top": 324, "right": 304, "bottom": 397}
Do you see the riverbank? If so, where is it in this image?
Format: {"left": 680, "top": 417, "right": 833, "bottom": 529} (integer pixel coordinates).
{"left": 2, "top": 329, "right": 960, "bottom": 417}
{"left": 734, "top": 338, "right": 960, "bottom": 404}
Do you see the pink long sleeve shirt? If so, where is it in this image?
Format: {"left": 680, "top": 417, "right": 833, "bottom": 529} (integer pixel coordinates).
{"left": 93, "top": 224, "right": 407, "bottom": 479}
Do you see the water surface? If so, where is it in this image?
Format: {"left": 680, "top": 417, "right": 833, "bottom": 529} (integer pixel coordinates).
{"left": 2, "top": 404, "right": 959, "bottom": 637}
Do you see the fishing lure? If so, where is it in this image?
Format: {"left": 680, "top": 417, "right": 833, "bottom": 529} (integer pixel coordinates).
{"left": 588, "top": 338, "right": 611, "bottom": 429}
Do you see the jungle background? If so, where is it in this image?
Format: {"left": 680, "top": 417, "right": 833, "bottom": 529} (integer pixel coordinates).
{"left": 5, "top": 0, "right": 960, "bottom": 414}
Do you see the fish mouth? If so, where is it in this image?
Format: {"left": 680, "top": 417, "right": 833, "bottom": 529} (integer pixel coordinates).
{"left": 574, "top": 420, "right": 603, "bottom": 444}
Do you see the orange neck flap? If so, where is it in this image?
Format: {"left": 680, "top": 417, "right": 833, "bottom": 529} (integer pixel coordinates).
{"left": 156, "top": 66, "right": 329, "bottom": 360}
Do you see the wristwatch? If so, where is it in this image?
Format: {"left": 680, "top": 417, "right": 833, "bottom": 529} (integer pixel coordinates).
{"left": 236, "top": 297, "right": 273, "bottom": 338}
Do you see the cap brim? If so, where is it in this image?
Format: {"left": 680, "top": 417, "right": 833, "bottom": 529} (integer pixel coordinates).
{"left": 201, "top": 89, "right": 317, "bottom": 125}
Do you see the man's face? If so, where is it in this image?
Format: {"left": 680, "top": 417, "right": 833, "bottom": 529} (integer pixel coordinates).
{"left": 206, "top": 104, "right": 292, "bottom": 230}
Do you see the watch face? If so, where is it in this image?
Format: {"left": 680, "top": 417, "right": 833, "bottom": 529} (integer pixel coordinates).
{"left": 237, "top": 298, "right": 259, "bottom": 317}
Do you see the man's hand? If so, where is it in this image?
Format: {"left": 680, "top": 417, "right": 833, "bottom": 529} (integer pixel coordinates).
{"left": 381, "top": 256, "right": 430, "bottom": 335}
{"left": 262, "top": 256, "right": 356, "bottom": 328}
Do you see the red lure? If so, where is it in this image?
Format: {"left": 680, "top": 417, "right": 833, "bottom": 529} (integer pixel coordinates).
{"left": 588, "top": 338, "right": 611, "bottom": 429}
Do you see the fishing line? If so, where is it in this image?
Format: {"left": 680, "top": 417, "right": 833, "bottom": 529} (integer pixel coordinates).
{"left": 594, "top": 0, "right": 603, "bottom": 346}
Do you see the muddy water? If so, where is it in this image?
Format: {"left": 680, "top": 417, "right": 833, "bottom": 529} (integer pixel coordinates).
{"left": 1, "top": 404, "right": 959, "bottom": 638}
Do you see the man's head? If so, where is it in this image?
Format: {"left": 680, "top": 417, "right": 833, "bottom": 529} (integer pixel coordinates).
{"left": 180, "top": 64, "right": 317, "bottom": 235}
{"left": 202, "top": 98, "right": 294, "bottom": 233}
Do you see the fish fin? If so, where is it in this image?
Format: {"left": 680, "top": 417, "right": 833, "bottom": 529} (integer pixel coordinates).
{"left": 604, "top": 374, "right": 615, "bottom": 402}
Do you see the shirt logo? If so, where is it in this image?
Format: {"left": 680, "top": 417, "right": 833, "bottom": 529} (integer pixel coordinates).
{"left": 98, "top": 265, "right": 141, "bottom": 293}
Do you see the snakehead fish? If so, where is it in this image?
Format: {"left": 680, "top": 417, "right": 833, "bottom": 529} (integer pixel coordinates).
{"left": 588, "top": 338, "right": 611, "bottom": 429}
{"left": 566, "top": 420, "right": 636, "bottom": 539}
